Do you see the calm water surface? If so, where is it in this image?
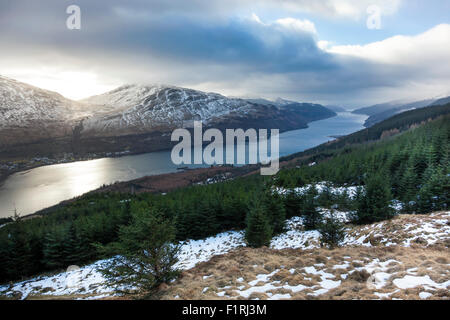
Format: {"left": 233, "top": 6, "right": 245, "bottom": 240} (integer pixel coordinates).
{"left": 0, "top": 112, "right": 367, "bottom": 218}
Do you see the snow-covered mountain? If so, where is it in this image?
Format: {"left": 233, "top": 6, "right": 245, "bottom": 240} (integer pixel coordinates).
{"left": 0, "top": 76, "right": 91, "bottom": 146}
{"left": 0, "top": 77, "right": 336, "bottom": 158}
{"left": 244, "top": 97, "right": 298, "bottom": 107}
{"left": 0, "top": 76, "right": 88, "bottom": 127}
{"left": 80, "top": 85, "right": 336, "bottom": 140}
{"left": 81, "top": 84, "right": 259, "bottom": 136}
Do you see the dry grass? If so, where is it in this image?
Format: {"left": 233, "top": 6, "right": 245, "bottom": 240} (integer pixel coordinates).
{"left": 130, "top": 212, "right": 450, "bottom": 301}
{"left": 5, "top": 212, "right": 447, "bottom": 300}
{"left": 152, "top": 245, "right": 449, "bottom": 300}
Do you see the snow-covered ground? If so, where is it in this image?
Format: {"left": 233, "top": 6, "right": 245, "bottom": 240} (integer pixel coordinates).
{"left": 1, "top": 211, "right": 448, "bottom": 300}
{"left": 276, "top": 182, "right": 405, "bottom": 214}
{"left": 344, "top": 211, "right": 450, "bottom": 248}
{"left": 209, "top": 258, "right": 396, "bottom": 300}
{"left": 0, "top": 230, "right": 247, "bottom": 300}
{"left": 275, "top": 182, "right": 360, "bottom": 199}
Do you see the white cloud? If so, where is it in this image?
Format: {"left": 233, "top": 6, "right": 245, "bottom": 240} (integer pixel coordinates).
{"left": 249, "top": 13, "right": 317, "bottom": 35}
{"left": 250, "top": 12, "right": 263, "bottom": 24}
{"left": 275, "top": 17, "right": 317, "bottom": 34}
{"left": 0, "top": 0, "right": 447, "bottom": 106}
{"left": 263, "top": 0, "right": 403, "bottom": 20}
{"left": 327, "top": 24, "right": 450, "bottom": 70}
{"left": 317, "top": 40, "right": 332, "bottom": 50}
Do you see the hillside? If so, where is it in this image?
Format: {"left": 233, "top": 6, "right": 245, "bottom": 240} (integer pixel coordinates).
{"left": 352, "top": 97, "right": 449, "bottom": 128}
{"left": 281, "top": 103, "right": 450, "bottom": 165}
{"left": 161, "top": 212, "right": 449, "bottom": 301}
{"left": 1, "top": 211, "right": 448, "bottom": 300}
{"left": 431, "top": 96, "right": 450, "bottom": 106}
{"left": 82, "top": 84, "right": 335, "bottom": 137}
{"left": 352, "top": 98, "right": 434, "bottom": 117}
{"left": 0, "top": 76, "right": 89, "bottom": 147}
{"left": 0, "top": 77, "right": 336, "bottom": 161}
{"left": 352, "top": 100, "right": 409, "bottom": 116}
{"left": 0, "top": 105, "right": 447, "bottom": 285}
{"left": 362, "top": 99, "right": 448, "bottom": 128}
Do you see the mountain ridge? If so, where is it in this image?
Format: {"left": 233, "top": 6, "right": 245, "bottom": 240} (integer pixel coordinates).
{"left": 0, "top": 76, "right": 336, "bottom": 160}
{"left": 353, "top": 96, "right": 450, "bottom": 128}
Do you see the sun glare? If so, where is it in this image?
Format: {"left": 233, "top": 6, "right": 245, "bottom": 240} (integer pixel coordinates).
{"left": 4, "top": 70, "right": 117, "bottom": 100}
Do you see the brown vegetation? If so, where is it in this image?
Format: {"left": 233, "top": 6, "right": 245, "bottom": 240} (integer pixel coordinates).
{"left": 152, "top": 245, "right": 449, "bottom": 300}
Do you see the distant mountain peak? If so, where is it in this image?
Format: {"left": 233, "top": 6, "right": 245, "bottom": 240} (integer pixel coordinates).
{"left": 0, "top": 76, "right": 337, "bottom": 157}
{"left": 274, "top": 97, "right": 297, "bottom": 106}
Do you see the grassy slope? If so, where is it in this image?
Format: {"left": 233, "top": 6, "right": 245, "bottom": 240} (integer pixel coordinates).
{"left": 157, "top": 212, "right": 450, "bottom": 301}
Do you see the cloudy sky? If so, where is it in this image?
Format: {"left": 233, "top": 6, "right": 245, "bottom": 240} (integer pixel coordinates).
{"left": 1, "top": 0, "right": 449, "bottom": 107}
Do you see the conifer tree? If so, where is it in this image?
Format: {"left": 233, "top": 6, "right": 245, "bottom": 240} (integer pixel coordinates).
{"left": 318, "top": 212, "right": 345, "bottom": 249}
{"left": 302, "top": 186, "right": 321, "bottom": 230}
{"left": 0, "top": 233, "right": 13, "bottom": 281}
{"left": 62, "top": 224, "right": 80, "bottom": 265}
{"left": 96, "top": 208, "right": 180, "bottom": 292}
{"left": 284, "top": 190, "right": 303, "bottom": 218}
{"left": 401, "top": 165, "right": 418, "bottom": 212}
{"left": 9, "top": 221, "right": 34, "bottom": 276}
{"left": 417, "top": 167, "right": 449, "bottom": 213}
{"left": 245, "top": 202, "right": 272, "bottom": 248}
{"left": 356, "top": 173, "right": 394, "bottom": 224}
{"left": 42, "top": 229, "right": 64, "bottom": 269}
{"left": 263, "top": 190, "right": 286, "bottom": 234}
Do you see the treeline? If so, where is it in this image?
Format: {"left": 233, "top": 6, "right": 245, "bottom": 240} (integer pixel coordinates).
{"left": 0, "top": 112, "right": 448, "bottom": 284}
{"left": 282, "top": 103, "right": 450, "bottom": 164}
{"left": 275, "top": 115, "right": 449, "bottom": 213}
{"left": 0, "top": 175, "right": 271, "bottom": 283}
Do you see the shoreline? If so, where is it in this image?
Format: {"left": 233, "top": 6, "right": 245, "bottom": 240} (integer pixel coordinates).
{"left": 3, "top": 142, "right": 324, "bottom": 221}
{"left": 0, "top": 130, "right": 300, "bottom": 186}
{"left": 0, "top": 148, "right": 169, "bottom": 187}
{"left": 0, "top": 114, "right": 344, "bottom": 218}
{"left": 24, "top": 163, "right": 262, "bottom": 220}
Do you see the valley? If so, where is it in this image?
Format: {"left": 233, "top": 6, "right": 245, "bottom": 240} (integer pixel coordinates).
{"left": 1, "top": 0, "right": 449, "bottom": 305}
{"left": 0, "top": 109, "right": 363, "bottom": 219}
{"left": 0, "top": 76, "right": 336, "bottom": 165}
{"left": 0, "top": 103, "right": 448, "bottom": 301}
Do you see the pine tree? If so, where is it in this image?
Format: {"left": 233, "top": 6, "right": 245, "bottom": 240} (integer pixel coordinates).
{"left": 356, "top": 174, "right": 394, "bottom": 224}
{"left": 74, "top": 224, "right": 96, "bottom": 263}
{"left": 9, "top": 220, "right": 34, "bottom": 276}
{"left": 302, "top": 186, "right": 321, "bottom": 230}
{"left": 62, "top": 224, "right": 80, "bottom": 266}
{"left": 263, "top": 191, "right": 286, "bottom": 234}
{"left": 417, "top": 167, "right": 449, "bottom": 213}
{"left": 318, "top": 182, "right": 334, "bottom": 207}
{"left": 411, "top": 147, "right": 428, "bottom": 181}
{"left": 284, "top": 190, "right": 303, "bottom": 219}
{"left": 318, "top": 212, "right": 346, "bottom": 249}
{"left": 42, "top": 229, "right": 64, "bottom": 269}
{"left": 96, "top": 207, "right": 180, "bottom": 293}
{"left": 0, "top": 233, "right": 13, "bottom": 282}
{"left": 401, "top": 165, "right": 418, "bottom": 212}
{"left": 245, "top": 202, "right": 272, "bottom": 248}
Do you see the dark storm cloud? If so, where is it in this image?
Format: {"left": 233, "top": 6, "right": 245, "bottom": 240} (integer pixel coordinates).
{"left": 0, "top": 0, "right": 449, "bottom": 105}
{"left": 0, "top": 1, "right": 332, "bottom": 73}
